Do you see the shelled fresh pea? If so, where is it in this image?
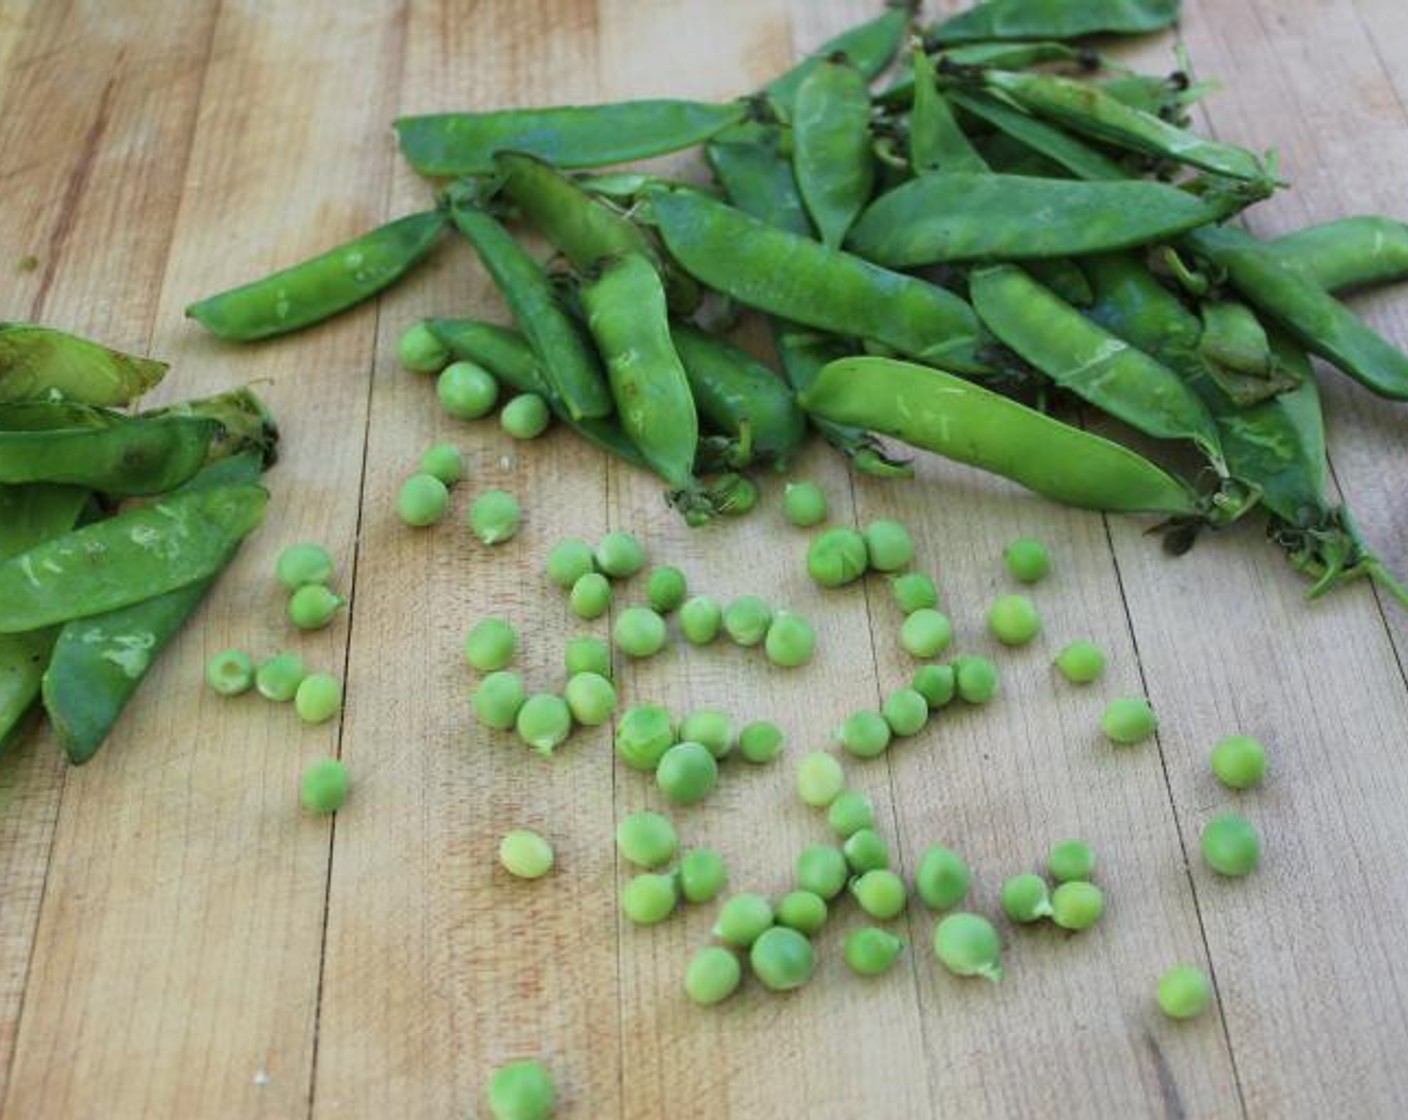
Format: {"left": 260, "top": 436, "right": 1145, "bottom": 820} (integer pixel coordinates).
{"left": 419, "top": 443, "right": 463, "bottom": 486}
{"left": 398, "top": 473, "right": 449, "bottom": 527}
{"left": 486, "top": 1059, "right": 555, "bottom": 1120}
{"left": 843, "top": 828, "right": 890, "bottom": 875}
{"left": 256, "top": 653, "right": 308, "bottom": 702}
{"left": 499, "top": 829, "right": 555, "bottom": 879}
{"left": 614, "top": 607, "right": 668, "bottom": 658}
{"left": 851, "top": 869, "right": 907, "bottom": 920}
{"left": 564, "top": 671, "right": 616, "bottom": 726}
{"left": 288, "top": 585, "right": 344, "bottom": 630}
{"left": 438, "top": 360, "right": 499, "bottom": 420}
{"left": 845, "top": 927, "right": 904, "bottom": 977}
{"left": 1004, "top": 538, "right": 1050, "bottom": 584}
{"left": 1051, "top": 881, "right": 1105, "bottom": 931}
{"left": 988, "top": 595, "right": 1041, "bottom": 647}
{"left": 954, "top": 657, "right": 999, "bottom": 704}
{"left": 570, "top": 572, "right": 612, "bottom": 620}
{"left": 596, "top": 531, "right": 645, "bottom": 579}
{"left": 677, "top": 848, "right": 728, "bottom": 904}
{"left": 469, "top": 489, "right": 521, "bottom": 545}
{"left": 276, "top": 543, "right": 334, "bottom": 590}
{"left": 723, "top": 595, "right": 773, "bottom": 646}
{"left": 646, "top": 566, "right": 688, "bottom": 613}
{"left": 807, "top": 527, "right": 868, "bottom": 588}
{"left": 398, "top": 321, "right": 450, "bottom": 372}
{"left": 679, "top": 595, "right": 723, "bottom": 645}
{"left": 1049, "top": 841, "right": 1096, "bottom": 884}
{"left": 782, "top": 481, "right": 828, "bottom": 527}
{"left": 1211, "top": 735, "right": 1268, "bottom": 790}
{"left": 615, "top": 704, "right": 675, "bottom": 771}
{"left": 900, "top": 609, "right": 952, "bottom": 659}
{"left": 1157, "top": 965, "right": 1212, "bottom": 1020}
{"left": 796, "top": 751, "right": 846, "bottom": 807}
{"left": 863, "top": 519, "right": 914, "bottom": 572}
{"left": 516, "top": 693, "right": 572, "bottom": 755}
{"left": 1201, "top": 814, "right": 1260, "bottom": 877}
{"left": 300, "top": 758, "right": 350, "bottom": 815}
{"left": 206, "top": 650, "right": 255, "bottom": 696}
{"left": 911, "top": 664, "right": 956, "bottom": 709}
{"left": 882, "top": 688, "right": 929, "bottom": 737}
{"left": 685, "top": 946, "right": 742, "bottom": 1007}
{"left": 775, "top": 890, "right": 828, "bottom": 937}
{"left": 713, "top": 892, "right": 774, "bottom": 948}
{"left": 750, "top": 926, "right": 815, "bottom": 991}
{"left": 622, "top": 873, "right": 679, "bottom": 925}
{"left": 764, "top": 610, "right": 816, "bottom": 667}
{"left": 933, "top": 913, "right": 1003, "bottom": 982}
{"left": 796, "top": 844, "right": 850, "bottom": 901}
{"left": 827, "top": 790, "right": 875, "bottom": 838}
{"left": 465, "top": 618, "right": 517, "bottom": 672}
{"left": 1102, "top": 697, "right": 1157, "bottom": 745}
{"left": 657, "top": 741, "right": 718, "bottom": 805}
{"left": 500, "top": 393, "right": 551, "bottom": 439}
{"left": 915, "top": 845, "right": 971, "bottom": 911}
{"left": 547, "top": 539, "right": 596, "bottom": 589}
{"left": 1002, "top": 874, "right": 1054, "bottom": 924}
{"left": 678, "top": 710, "right": 733, "bottom": 760}
{"left": 564, "top": 636, "right": 611, "bottom": 679}
{"left": 890, "top": 572, "right": 938, "bottom": 613}
{"left": 616, "top": 810, "right": 678, "bottom": 869}
{"left": 1055, "top": 640, "right": 1105, "bottom": 684}
{"left": 474, "top": 671, "right": 527, "bottom": 731}
{"left": 294, "top": 673, "right": 342, "bottom": 725}
{"left": 837, "top": 710, "right": 891, "bottom": 759}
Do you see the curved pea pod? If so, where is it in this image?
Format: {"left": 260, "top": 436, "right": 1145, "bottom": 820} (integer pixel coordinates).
{"left": 395, "top": 99, "right": 748, "bottom": 176}
{"left": 909, "top": 50, "right": 986, "bottom": 175}
{"left": 187, "top": 210, "right": 447, "bottom": 341}
{"left": 848, "top": 173, "right": 1244, "bottom": 266}
{"left": 706, "top": 122, "right": 813, "bottom": 236}
{"left": 947, "top": 91, "right": 1126, "bottom": 181}
{"left": 0, "top": 415, "right": 221, "bottom": 496}
{"left": 1267, "top": 216, "right": 1408, "bottom": 294}
{"left": 0, "top": 324, "right": 166, "bottom": 406}
{"left": 765, "top": 3, "right": 912, "bottom": 116}
{"left": 792, "top": 58, "right": 875, "bottom": 249}
{"left": 648, "top": 187, "right": 986, "bottom": 375}
{"left": 930, "top": 0, "right": 1179, "bottom": 43}
{"left": 798, "top": 355, "right": 1199, "bottom": 515}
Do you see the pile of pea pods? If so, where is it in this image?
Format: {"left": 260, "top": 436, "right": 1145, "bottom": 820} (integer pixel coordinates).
{"left": 0, "top": 324, "right": 278, "bottom": 763}
{"left": 189, "top": 0, "right": 1408, "bottom": 611}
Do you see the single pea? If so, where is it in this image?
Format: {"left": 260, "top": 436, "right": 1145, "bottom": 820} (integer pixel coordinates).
{"left": 900, "top": 609, "right": 953, "bottom": 659}
{"left": 256, "top": 652, "right": 308, "bottom": 702}
{"left": 863, "top": 519, "right": 914, "bottom": 572}
{"left": 796, "top": 751, "right": 846, "bottom": 808}
{"left": 294, "top": 673, "right": 343, "bottom": 725}
{"left": 613, "top": 606, "right": 668, "bottom": 659}
{"left": 1157, "top": 964, "right": 1212, "bottom": 1020}
{"left": 1201, "top": 813, "right": 1260, "bottom": 877}
{"left": 397, "top": 321, "right": 449, "bottom": 373}
{"left": 299, "top": 758, "right": 349, "bottom": 815}
{"left": 473, "top": 671, "right": 527, "bottom": 731}
{"left": 911, "top": 664, "right": 956, "bottom": 709}
{"left": 499, "top": 829, "right": 554, "bottom": 879}
{"left": 646, "top": 566, "right": 688, "bottom": 613}
{"left": 437, "top": 359, "right": 499, "bottom": 420}
{"left": 500, "top": 393, "right": 551, "bottom": 439}
{"left": 568, "top": 572, "right": 612, "bottom": 620}
{"left": 837, "top": 710, "right": 891, "bottom": 759}
{"left": 1049, "top": 840, "right": 1096, "bottom": 884}
{"left": 764, "top": 610, "right": 817, "bottom": 668}
{"left": 469, "top": 489, "right": 521, "bottom": 545}
{"left": 485, "top": 1059, "right": 555, "bottom": 1120}
{"left": 1004, "top": 538, "right": 1050, "bottom": 583}
{"left": 987, "top": 594, "right": 1041, "bottom": 647}
{"left": 679, "top": 595, "right": 723, "bottom": 645}
{"left": 563, "top": 636, "right": 612, "bottom": 680}
{"left": 615, "top": 704, "right": 675, "bottom": 771}
{"left": 954, "top": 656, "right": 999, "bottom": 704}
{"left": 677, "top": 847, "right": 728, "bottom": 904}
{"left": 782, "top": 480, "right": 828, "bottom": 527}
{"left": 795, "top": 844, "right": 850, "bottom": 900}
{"left": 890, "top": 572, "right": 938, "bottom": 613}
{"left": 678, "top": 710, "right": 733, "bottom": 760}
{"left": 776, "top": 890, "right": 829, "bottom": 936}
{"left": 288, "top": 584, "right": 345, "bottom": 631}
{"left": 546, "top": 538, "right": 596, "bottom": 589}
{"left": 516, "top": 693, "right": 572, "bottom": 755}
{"left": 851, "top": 869, "right": 907, "bottom": 920}
{"left": 827, "top": 790, "right": 875, "bottom": 839}
{"left": 465, "top": 618, "right": 518, "bottom": 672}
{"left": 595, "top": 531, "right": 645, "bottom": 579}
{"left": 713, "top": 892, "right": 774, "bottom": 948}
{"left": 843, "top": 828, "right": 890, "bottom": 874}
{"left": 396, "top": 473, "right": 449, "bottom": 527}
{"left": 750, "top": 926, "right": 815, "bottom": 991}
{"left": 1210, "top": 735, "right": 1268, "bottom": 790}
{"left": 684, "top": 946, "right": 742, "bottom": 1007}
{"left": 276, "top": 543, "right": 334, "bottom": 590}
{"left": 807, "top": 527, "right": 868, "bottom": 588}
{"left": 1050, "top": 881, "right": 1105, "bottom": 931}
{"left": 1102, "top": 697, "right": 1157, "bottom": 745}
{"left": 206, "top": 649, "right": 255, "bottom": 696}
{"left": 418, "top": 443, "right": 463, "bottom": 487}
{"left": 621, "top": 872, "right": 678, "bottom": 925}
{"left": 737, "top": 720, "right": 784, "bottom": 764}
{"left": 882, "top": 687, "right": 929, "bottom": 737}
{"left": 615, "top": 810, "right": 678, "bottom": 869}
{"left": 564, "top": 671, "right": 616, "bottom": 727}
{"left": 656, "top": 742, "right": 718, "bottom": 805}
{"left": 717, "top": 474, "right": 759, "bottom": 516}
{"left": 915, "top": 845, "right": 971, "bottom": 911}
{"left": 723, "top": 595, "right": 772, "bottom": 646}
{"left": 933, "top": 912, "right": 1003, "bottom": 982}
{"left": 845, "top": 927, "right": 905, "bottom": 977}
{"left": 1001, "top": 873, "right": 1053, "bottom": 924}
{"left": 1054, "top": 640, "right": 1105, "bottom": 684}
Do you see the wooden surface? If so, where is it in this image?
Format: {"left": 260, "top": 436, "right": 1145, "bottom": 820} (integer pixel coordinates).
{"left": 0, "top": 1, "right": 1406, "bottom": 1116}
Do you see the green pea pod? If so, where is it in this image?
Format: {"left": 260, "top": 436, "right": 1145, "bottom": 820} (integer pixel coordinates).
{"left": 793, "top": 58, "right": 876, "bottom": 249}
{"left": 948, "top": 91, "right": 1126, "bottom": 181}
{"left": 447, "top": 190, "right": 613, "bottom": 420}
{"left": 649, "top": 187, "right": 986, "bottom": 374}
{"left": 879, "top": 42, "right": 1090, "bottom": 108}
{"left": 0, "top": 324, "right": 167, "bottom": 406}
{"left": 396, "top": 100, "right": 748, "bottom": 177}
{"left": 0, "top": 482, "right": 268, "bottom": 634}
{"left": 766, "top": 3, "right": 912, "bottom": 115}
{"left": 187, "top": 210, "right": 447, "bottom": 342}
{"left": 1025, "top": 259, "right": 1093, "bottom": 306}
{"left": 798, "top": 355, "right": 1199, "bottom": 514}
{"left": 848, "top": 173, "right": 1244, "bottom": 266}
{"left": 1267, "top": 217, "right": 1408, "bottom": 294}
{"left": 1199, "top": 300, "right": 1273, "bottom": 377}
{"left": 931, "top": 0, "right": 1179, "bottom": 45}
{"left": 910, "top": 50, "right": 986, "bottom": 174}
{"left": 0, "top": 415, "right": 220, "bottom": 496}
{"left": 1097, "top": 72, "right": 1203, "bottom": 124}
{"left": 143, "top": 386, "right": 280, "bottom": 467}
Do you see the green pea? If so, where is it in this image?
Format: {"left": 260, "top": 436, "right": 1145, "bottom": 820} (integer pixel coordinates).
{"left": 656, "top": 741, "right": 718, "bottom": 805}
{"left": 764, "top": 610, "right": 816, "bottom": 667}
{"left": 915, "top": 845, "right": 970, "bottom": 911}
{"left": 684, "top": 945, "right": 742, "bottom": 1006}
{"left": 276, "top": 543, "right": 334, "bottom": 590}
{"left": 418, "top": 443, "right": 463, "bottom": 486}
{"left": 486, "top": 1058, "right": 555, "bottom": 1120}
{"left": 465, "top": 618, "right": 517, "bottom": 672}
{"left": 782, "top": 480, "right": 828, "bottom": 527}
{"left": 882, "top": 687, "right": 929, "bottom": 737}
{"left": 837, "top": 710, "right": 891, "bottom": 759}
{"left": 294, "top": 673, "right": 343, "bottom": 725}
{"left": 1003, "top": 538, "right": 1050, "bottom": 583}
{"left": 863, "top": 519, "right": 914, "bottom": 572}
{"left": 713, "top": 892, "right": 774, "bottom": 948}
{"left": 807, "top": 526, "right": 868, "bottom": 588}
{"left": 613, "top": 606, "right": 668, "bottom": 658}
{"left": 256, "top": 652, "right": 308, "bottom": 702}
{"left": 775, "top": 890, "right": 829, "bottom": 936}
{"left": 900, "top": 609, "right": 952, "bottom": 659}
{"left": 300, "top": 758, "right": 349, "bottom": 814}
{"left": 1210, "top": 734, "right": 1267, "bottom": 790}
{"left": 500, "top": 393, "right": 551, "bottom": 439}
{"left": 1157, "top": 964, "right": 1212, "bottom": 1020}
{"left": 796, "top": 751, "right": 846, "bottom": 807}
{"left": 737, "top": 719, "right": 784, "bottom": 764}
{"left": 646, "top": 565, "right": 688, "bottom": 613}
{"left": 1001, "top": 873, "right": 1053, "bottom": 924}
{"left": 677, "top": 847, "right": 728, "bottom": 903}
{"left": 474, "top": 671, "right": 527, "bottom": 731}
{"left": 615, "top": 810, "right": 678, "bottom": 869}
{"left": 397, "top": 472, "right": 449, "bottom": 527}
{"left": 595, "top": 530, "right": 645, "bottom": 578}
{"left": 516, "top": 693, "right": 572, "bottom": 755}
{"left": 911, "top": 664, "right": 956, "bottom": 709}
{"left": 1051, "top": 881, "right": 1105, "bottom": 931}
{"left": 827, "top": 790, "right": 875, "bottom": 838}
{"left": 843, "top": 828, "right": 890, "bottom": 874}
{"left": 288, "top": 584, "right": 344, "bottom": 631}
{"left": 1049, "top": 840, "right": 1095, "bottom": 884}
{"left": 569, "top": 572, "right": 612, "bottom": 620}
{"left": 933, "top": 912, "right": 1003, "bottom": 982}
{"left": 678, "top": 710, "right": 733, "bottom": 760}
{"left": 622, "top": 872, "right": 678, "bottom": 925}
{"left": 679, "top": 595, "right": 723, "bottom": 644}
{"left": 987, "top": 594, "right": 1041, "bottom": 646}
{"left": 564, "top": 671, "right": 616, "bottom": 726}
{"left": 890, "top": 572, "right": 938, "bottom": 613}
{"left": 1201, "top": 813, "right": 1260, "bottom": 877}
{"left": 796, "top": 844, "right": 849, "bottom": 900}
{"left": 546, "top": 538, "right": 596, "bottom": 589}
{"left": 845, "top": 927, "right": 904, "bottom": 977}
{"left": 1054, "top": 640, "right": 1105, "bottom": 684}
{"left": 851, "top": 868, "right": 907, "bottom": 920}
{"left": 206, "top": 649, "right": 255, "bottom": 696}
{"left": 563, "top": 636, "right": 611, "bottom": 679}
{"left": 1102, "top": 697, "right": 1157, "bottom": 745}
{"left": 750, "top": 926, "right": 815, "bottom": 991}
{"left": 615, "top": 704, "right": 675, "bottom": 771}
{"left": 499, "top": 828, "right": 554, "bottom": 879}
{"left": 723, "top": 595, "right": 772, "bottom": 646}
{"left": 469, "top": 489, "right": 521, "bottom": 545}
{"left": 954, "top": 656, "right": 999, "bottom": 704}
{"left": 437, "top": 359, "right": 499, "bottom": 419}
{"left": 398, "top": 322, "right": 450, "bottom": 373}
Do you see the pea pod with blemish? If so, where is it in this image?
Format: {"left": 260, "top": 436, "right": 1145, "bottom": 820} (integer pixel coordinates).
{"left": 0, "top": 415, "right": 222, "bottom": 497}
{"left": 929, "top": 0, "right": 1179, "bottom": 44}
{"left": 0, "top": 323, "right": 166, "bottom": 406}
{"left": 792, "top": 56, "right": 875, "bottom": 249}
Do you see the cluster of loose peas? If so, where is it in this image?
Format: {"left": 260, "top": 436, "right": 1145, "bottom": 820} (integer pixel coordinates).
{"left": 396, "top": 440, "right": 523, "bottom": 545}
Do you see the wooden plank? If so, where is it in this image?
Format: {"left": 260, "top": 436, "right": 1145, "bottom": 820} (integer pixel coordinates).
{"left": 1, "top": 2, "right": 402, "bottom": 1116}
